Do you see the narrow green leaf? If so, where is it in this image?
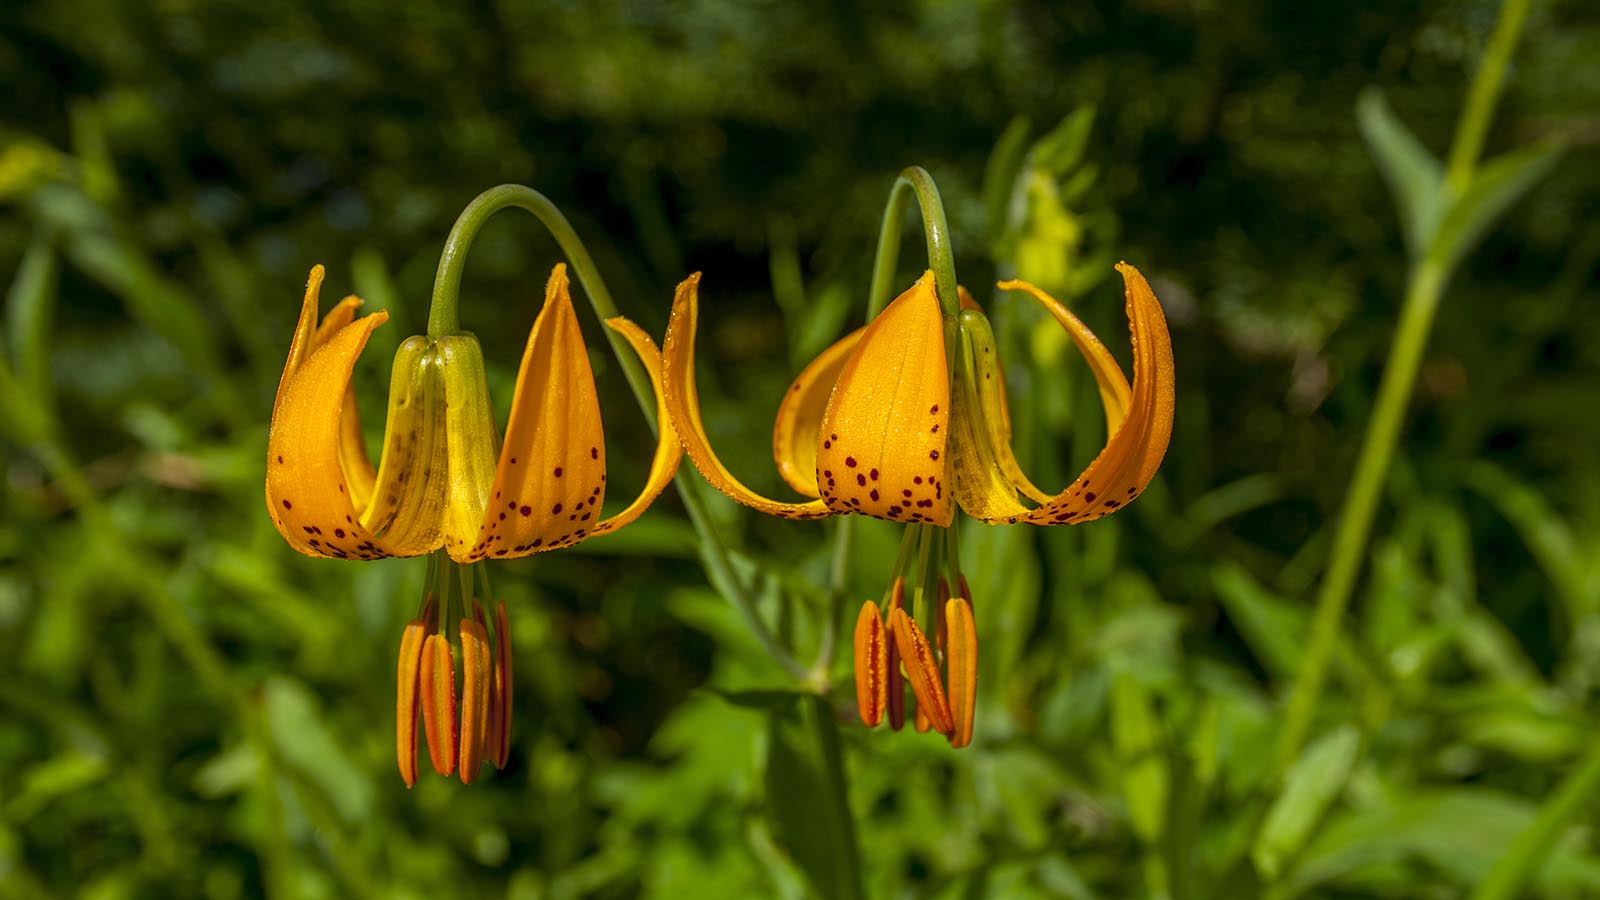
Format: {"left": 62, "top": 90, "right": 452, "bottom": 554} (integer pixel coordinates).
{"left": 981, "top": 115, "right": 1031, "bottom": 251}
{"left": 1356, "top": 88, "right": 1443, "bottom": 255}
{"left": 763, "top": 703, "right": 848, "bottom": 900}
{"left": 1033, "top": 106, "right": 1097, "bottom": 176}
{"left": 5, "top": 229, "right": 56, "bottom": 398}
{"left": 1111, "top": 672, "right": 1168, "bottom": 844}
{"left": 1253, "top": 724, "right": 1361, "bottom": 881}
{"left": 1430, "top": 142, "right": 1562, "bottom": 276}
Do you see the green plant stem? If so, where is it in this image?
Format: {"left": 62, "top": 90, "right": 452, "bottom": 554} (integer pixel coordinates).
{"left": 809, "top": 694, "right": 865, "bottom": 900}
{"left": 869, "top": 166, "right": 961, "bottom": 320}
{"left": 1275, "top": 0, "right": 1531, "bottom": 768}
{"left": 428, "top": 185, "right": 809, "bottom": 685}
{"left": 1471, "top": 738, "right": 1600, "bottom": 900}
{"left": 1443, "top": 0, "right": 1534, "bottom": 196}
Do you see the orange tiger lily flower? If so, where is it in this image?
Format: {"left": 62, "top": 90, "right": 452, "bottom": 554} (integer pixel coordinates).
{"left": 661, "top": 262, "right": 1174, "bottom": 747}
{"left": 267, "top": 262, "right": 680, "bottom": 785}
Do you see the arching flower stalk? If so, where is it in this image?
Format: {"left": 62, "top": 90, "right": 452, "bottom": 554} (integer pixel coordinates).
{"left": 267, "top": 250, "right": 680, "bottom": 785}
{"left": 659, "top": 262, "right": 1173, "bottom": 747}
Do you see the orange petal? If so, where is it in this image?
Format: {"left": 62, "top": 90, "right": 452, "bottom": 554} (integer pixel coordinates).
{"left": 996, "top": 279, "right": 1133, "bottom": 432}
{"left": 458, "top": 608, "right": 491, "bottom": 784}
{"left": 395, "top": 614, "right": 428, "bottom": 788}
{"left": 491, "top": 601, "right": 512, "bottom": 768}
{"left": 816, "top": 273, "right": 953, "bottom": 526}
{"left": 660, "top": 273, "right": 831, "bottom": 519}
{"left": 945, "top": 596, "right": 978, "bottom": 749}
{"left": 419, "top": 632, "right": 457, "bottom": 776}
{"left": 1012, "top": 263, "right": 1174, "bottom": 526}
{"left": 853, "top": 600, "right": 888, "bottom": 727}
{"left": 773, "top": 327, "right": 863, "bottom": 497}
{"left": 265, "top": 282, "right": 393, "bottom": 559}
{"left": 589, "top": 317, "right": 684, "bottom": 537}
{"left": 468, "top": 264, "right": 608, "bottom": 560}
{"left": 889, "top": 606, "right": 954, "bottom": 736}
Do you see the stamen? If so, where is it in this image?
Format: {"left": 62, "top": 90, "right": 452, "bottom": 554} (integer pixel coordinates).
{"left": 886, "top": 578, "right": 906, "bottom": 731}
{"left": 490, "top": 601, "right": 513, "bottom": 769}
{"left": 395, "top": 615, "right": 429, "bottom": 788}
{"left": 945, "top": 596, "right": 978, "bottom": 749}
{"left": 853, "top": 600, "right": 887, "bottom": 727}
{"left": 419, "top": 632, "right": 458, "bottom": 776}
{"left": 889, "top": 607, "right": 954, "bottom": 736}
{"left": 458, "top": 604, "right": 492, "bottom": 784}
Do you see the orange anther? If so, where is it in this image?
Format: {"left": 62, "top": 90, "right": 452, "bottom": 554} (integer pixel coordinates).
{"left": 887, "top": 579, "right": 906, "bottom": 730}
{"left": 945, "top": 596, "right": 978, "bottom": 748}
{"left": 395, "top": 617, "right": 428, "bottom": 787}
{"left": 490, "top": 601, "right": 512, "bottom": 768}
{"left": 888, "top": 607, "right": 954, "bottom": 736}
{"left": 458, "top": 605, "right": 492, "bottom": 784}
{"left": 853, "top": 600, "right": 888, "bottom": 727}
{"left": 419, "top": 632, "right": 458, "bottom": 776}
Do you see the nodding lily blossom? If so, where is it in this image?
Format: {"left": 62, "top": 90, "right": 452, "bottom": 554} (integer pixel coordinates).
{"left": 661, "top": 263, "right": 1174, "bottom": 747}
{"left": 267, "top": 262, "right": 680, "bottom": 785}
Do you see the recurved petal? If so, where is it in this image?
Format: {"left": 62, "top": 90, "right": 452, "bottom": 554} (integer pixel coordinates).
{"left": 468, "top": 264, "right": 609, "bottom": 561}
{"left": 660, "top": 273, "right": 830, "bottom": 519}
{"left": 816, "top": 273, "right": 952, "bottom": 526}
{"left": 773, "top": 327, "right": 863, "bottom": 498}
{"left": 358, "top": 336, "right": 450, "bottom": 556}
{"left": 272, "top": 266, "right": 326, "bottom": 414}
{"left": 436, "top": 335, "right": 499, "bottom": 560}
{"left": 587, "top": 317, "right": 683, "bottom": 538}
{"left": 266, "top": 306, "right": 395, "bottom": 559}
{"left": 997, "top": 278, "right": 1133, "bottom": 434}
{"left": 1012, "top": 263, "right": 1174, "bottom": 526}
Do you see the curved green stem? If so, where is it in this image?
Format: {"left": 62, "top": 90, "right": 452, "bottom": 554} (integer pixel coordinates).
{"left": 430, "top": 185, "right": 809, "bottom": 684}
{"left": 1275, "top": 0, "right": 1531, "bottom": 768}
{"left": 1472, "top": 738, "right": 1600, "bottom": 900}
{"left": 868, "top": 166, "right": 961, "bottom": 320}
{"left": 428, "top": 184, "right": 656, "bottom": 424}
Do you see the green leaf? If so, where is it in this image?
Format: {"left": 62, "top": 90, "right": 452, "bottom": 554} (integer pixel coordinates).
{"left": 981, "top": 115, "right": 1031, "bottom": 250}
{"left": 1430, "top": 142, "right": 1562, "bottom": 276}
{"left": 1357, "top": 88, "right": 1443, "bottom": 255}
{"left": 1253, "top": 724, "right": 1361, "bottom": 881}
{"left": 1110, "top": 671, "right": 1168, "bottom": 844}
{"left": 1211, "top": 562, "right": 1304, "bottom": 678}
{"left": 763, "top": 701, "right": 854, "bottom": 900}
{"left": 1033, "top": 106, "right": 1097, "bottom": 176}
{"left": 708, "top": 687, "right": 811, "bottom": 712}
{"left": 1287, "top": 788, "right": 1600, "bottom": 897}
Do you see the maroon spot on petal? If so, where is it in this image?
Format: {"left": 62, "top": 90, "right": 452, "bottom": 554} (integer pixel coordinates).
{"left": 552, "top": 503, "right": 563, "bottom": 515}
{"left": 276, "top": 455, "right": 283, "bottom": 464}
{"left": 499, "top": 512, "right": 506, "bottom": 521}
{"left": 929, "top": 450, "right": 940, "bottom": 460}
{"left": 281, "top": 499, "right": 292, "bottom": 510}
{"left": 845, "top": 456, "right": 857, "bottom": 468}
{"left": 903, "top": 489, "right": 913, "bottom": 498}
{"left": 1085, "top": 492, "right": 1097, "bottom": 502}
{"left": 334, "top": 528, "right": 345, "bottom": 538}
{"left": 510, "top": 457, "right": 518, "bottom": 464}
{"left": 869, "top": 489, "right": 879, "bottom": 501}
{"left": 930, "top": 424, "right": 939, "bottom": 433}
{"left": 823, "top": 440, "right": 831, "bottom": 449}
{"left": 554, "top": 467, "right": 563, "bottom": 477}
{"left": 914, "top": 476, "right": 923, "bottom": 485}
{"left": 520, "top": 505, "right": 532, "bottom": 516}
{"left": 509, "top": 501, "right": 517, "bottom": 510}
{"left": 856, "top": 474, "right": 867, "bottom": 486}
{"left": 869, "top": 468, "right": 879, "bottom": 481}
{"left": 591, "top": 446, "right": 599, "bottom": 459}
{"left": 930, "top": 404, "right": 939, "bottom": 414}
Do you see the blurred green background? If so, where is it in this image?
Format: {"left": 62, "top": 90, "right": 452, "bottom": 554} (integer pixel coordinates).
{"left": 3, "top": 0, "right": 1599, "bottom": 898}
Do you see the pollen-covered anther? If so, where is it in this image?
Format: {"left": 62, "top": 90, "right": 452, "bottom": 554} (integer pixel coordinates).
{"left": 419, "top": 632, "right": 458, "bottom": 776}
{"left": 853, "top": 600, "right": 888, "bottom": 727}
{"left": 395, "top": 611, "right": 430, "bottom": 788}
{"left": 886, "top": 579, "right": 906, "bottom": 731}
{"left": 489, "top": 601, "right": 512, "bottom": 769}
{"left": 888, "top": 606, "right": 954, "bottom": 737}
{"left": 457, "top": 603, "right": 492, "bottom": 784}
{"left": 945, "top": 595, "right": 978, "bottom": 749}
